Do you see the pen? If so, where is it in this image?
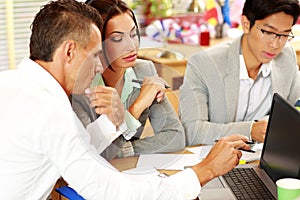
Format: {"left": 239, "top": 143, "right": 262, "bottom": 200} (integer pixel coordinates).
{"left": 214, "top": 139, "right": 255, "bottom": 145}
{"left": 214, "top": 139, "right": 256, "bottom": 153}
{"left": 132, "top": 79, "right": 170, "bottom": 89}
{"left": 238, "top": 148, "right": 256, "bottom": 153}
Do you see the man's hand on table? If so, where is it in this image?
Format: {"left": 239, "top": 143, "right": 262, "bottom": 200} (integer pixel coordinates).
{"left": 191, "top": 134, "right": 251, "bottom": 186}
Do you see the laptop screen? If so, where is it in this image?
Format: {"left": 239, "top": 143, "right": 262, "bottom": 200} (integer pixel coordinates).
{"left": 260, "top": 93, "right": 300, "bottom": 182}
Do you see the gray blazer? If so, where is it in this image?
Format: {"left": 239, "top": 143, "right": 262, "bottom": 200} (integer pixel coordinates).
{"left": 72, "top": 59, "right": 185, "bottom": 160}
{"left": 180, "top": 35, "right": 300, "bottom": 145}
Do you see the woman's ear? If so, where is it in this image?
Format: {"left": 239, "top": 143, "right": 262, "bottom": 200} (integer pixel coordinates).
{"left": 241, "top": 15, "right": 251, "bottom": 34}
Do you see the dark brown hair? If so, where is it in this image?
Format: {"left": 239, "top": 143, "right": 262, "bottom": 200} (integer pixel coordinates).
{"left": 242, "top": 0, "right": 300, "bottom": 28}
{"left": 30, "top": 0, "right": 103, "bottom": 61}
{"left": 86, "top": 0, "right": 140, "bottom": 68}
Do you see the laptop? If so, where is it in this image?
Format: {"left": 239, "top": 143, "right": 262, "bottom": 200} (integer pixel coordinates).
{"left": 199, "top": 93, "right": 300, "bottom": 200}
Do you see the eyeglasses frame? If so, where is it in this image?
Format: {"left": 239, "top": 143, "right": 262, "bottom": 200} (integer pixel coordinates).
{"left": 254, "top": 24, "right": 294, "bottom": 43}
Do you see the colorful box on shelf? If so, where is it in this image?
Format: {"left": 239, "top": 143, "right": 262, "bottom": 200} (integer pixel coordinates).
{"left": 145, "top": 14, "right": 205, "bottom": 45}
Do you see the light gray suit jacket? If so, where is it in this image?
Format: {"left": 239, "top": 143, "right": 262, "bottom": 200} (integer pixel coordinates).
{"left": 180, "top": 35, "right": 300, "bottom": 145}
{"left": 72, "top": 59, "right": 185, "bottom": 160}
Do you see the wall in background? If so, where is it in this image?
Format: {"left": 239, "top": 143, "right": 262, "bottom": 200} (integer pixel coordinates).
{"left": 0, "top": 0, "right": 50, "bottom": 71}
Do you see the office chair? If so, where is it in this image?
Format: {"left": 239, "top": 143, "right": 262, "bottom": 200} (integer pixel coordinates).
{"left": 55, "top": 186, "right": 85, "bottom": 200}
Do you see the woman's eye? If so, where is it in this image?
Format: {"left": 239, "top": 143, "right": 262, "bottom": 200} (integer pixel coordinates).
{"left": 130, "top": 29, "right": 138, "bottom": 38}
{"left": 130, "top": 32, "right": 138, "bottom": 38}
{"left": 110, "top": 35, "right": 122, "bottom": 42}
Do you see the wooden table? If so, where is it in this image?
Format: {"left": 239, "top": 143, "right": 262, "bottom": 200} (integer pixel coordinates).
{"left": 109, "top": 146, "right": 259, "bottom": 175}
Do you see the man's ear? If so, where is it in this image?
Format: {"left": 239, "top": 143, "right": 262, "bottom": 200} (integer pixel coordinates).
{"left": 241, "top": 15, "right": 251, "bottom": 34}
{"left": 64, "top": 40, "right": 76, "bottom": 63}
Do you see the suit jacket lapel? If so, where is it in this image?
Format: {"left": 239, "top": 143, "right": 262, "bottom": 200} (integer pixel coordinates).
{"left": 270, "top": 60, "right": 284, "bottom": 95}
{"left": 224, "top": 37, "right": 242, "bottom": 122}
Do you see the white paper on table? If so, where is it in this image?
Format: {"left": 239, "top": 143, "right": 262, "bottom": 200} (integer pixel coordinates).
{"left": 240, "top": 143, "right": 263, "bottom": 162}
{"left": 186, "top": 145, "right": 213, "bottom": 159}
{"left": 121, "top": 167, "right": 161, "bottom": 181}
{"left": 123, "top": 166, "right": 158, "bottom": 174}
{"left": 251, "top": 142, "right": 263, "bottom": 151}
{"left": 137, "top": 154, "right": 201, "bottom": 170}
{"left": 240, "top": 150, "right": 262, "bottom": 162}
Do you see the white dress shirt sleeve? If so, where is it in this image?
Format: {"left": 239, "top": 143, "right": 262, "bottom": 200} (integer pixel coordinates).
{"left": 87, "top": 114, "right": 126, "bottom": 153}
{"left": 62, "top": 115, "right": 201, "bottom": 200}
{"left": 122, "top": 110, "right": 140, "bottom": 140}
{"left": 0, "top": 58, "right": 202, "bottom": 200}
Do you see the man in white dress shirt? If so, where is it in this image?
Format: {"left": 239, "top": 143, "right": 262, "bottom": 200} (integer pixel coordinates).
{"left": 0, "top": 0, "right": 250, "bottom": 199}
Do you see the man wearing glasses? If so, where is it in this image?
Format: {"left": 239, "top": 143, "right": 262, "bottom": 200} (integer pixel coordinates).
{"left": 180, "top": 0, "right": 300, "bottom": 146}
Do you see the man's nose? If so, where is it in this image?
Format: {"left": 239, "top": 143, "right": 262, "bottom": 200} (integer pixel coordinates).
{"left": 95, "top": 59, "right": 104, "bottom": 74}
{"left": 268, "top": 36, "right": 281, "bottom": 49}
{"left": 124, "top": 35, "right": 138, "bottom": 50}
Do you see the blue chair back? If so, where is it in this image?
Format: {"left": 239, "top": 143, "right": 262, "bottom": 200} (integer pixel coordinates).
{"left": 55, "top": 186, "right": 85, "bottom": 200}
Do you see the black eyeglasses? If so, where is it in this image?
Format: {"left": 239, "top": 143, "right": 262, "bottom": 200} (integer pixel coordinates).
{"left": 254, "top": 24, "right": 294, "bottom": 44}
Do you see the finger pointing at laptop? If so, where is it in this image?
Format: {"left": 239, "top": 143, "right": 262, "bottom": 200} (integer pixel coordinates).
{"left": 191, "top": 134, "right": 251, "bottom": 186}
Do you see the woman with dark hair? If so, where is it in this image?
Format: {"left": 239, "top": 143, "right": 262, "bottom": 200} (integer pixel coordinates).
{"left": 72, "top": 0, "right": 185, "bottom": 160}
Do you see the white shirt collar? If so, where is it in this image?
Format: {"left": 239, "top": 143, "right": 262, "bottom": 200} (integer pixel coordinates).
{"left": 239, "top": 55, "right": 272, "bottom": 80}
{"left": 19, "top": 58, "right": 70, "bottom": 105}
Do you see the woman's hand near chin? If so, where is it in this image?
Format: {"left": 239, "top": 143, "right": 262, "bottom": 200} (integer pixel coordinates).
{"left": 129, "top": 76, "right": 167, "bottom": 119}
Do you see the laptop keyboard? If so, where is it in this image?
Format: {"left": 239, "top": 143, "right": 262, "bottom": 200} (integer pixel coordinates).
{"left": 223, "top": 168, "right": 276, "bottom": 200}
